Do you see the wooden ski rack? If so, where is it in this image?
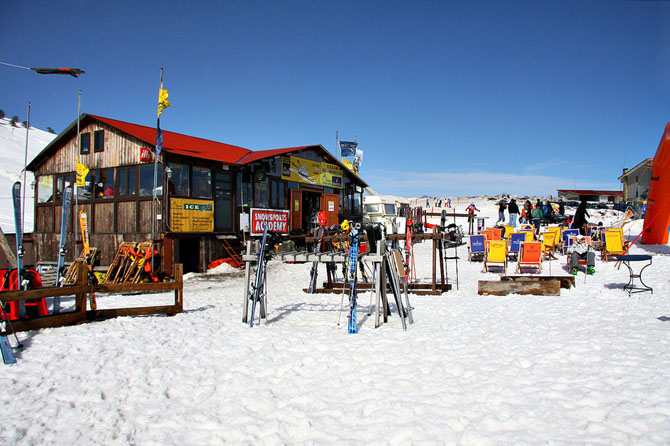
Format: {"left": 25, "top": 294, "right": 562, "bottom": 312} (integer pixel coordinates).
{"left": 104, "top": 242, "right": 156, "bottom": 284}
{"left": 0, "top": 262, "right": 183, "bottom": 333}
{"left": 63, "top": 247, "right": 98, "bottom": 285}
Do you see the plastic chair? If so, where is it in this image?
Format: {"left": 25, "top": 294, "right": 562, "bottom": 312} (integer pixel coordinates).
{"left": 467, "top": 235, "right": 486, "bottom": 262}
{"left": 483, "top": 240, "right": 507, "bottom": 273}
{"left": 602, "top": 231, "right": 625, "bottom": 261}
{"left": 508, "top": 233, "right": 526, "bottom": 260}
{"left": 516, "top": 241, "right": 542, "bottom": 273}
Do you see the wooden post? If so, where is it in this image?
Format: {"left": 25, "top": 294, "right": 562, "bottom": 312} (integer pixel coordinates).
{"left": 75, "top": 262, "right": 88, "bottom": 314}
{"left": 174, "top": 263, "right": 183, "bottom": 311}
{"left": 437, "top": 228, "right": 445, "bottom": 288}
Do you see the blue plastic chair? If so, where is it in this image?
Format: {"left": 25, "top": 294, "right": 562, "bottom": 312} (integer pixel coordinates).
{"left": 468, "top": 235, "right": 486, "bottom": 261}
{"left": 508, "top": 233, "right": 526, "bottom": 260}
{"left": 562, "top": 229, "right": 579, "bottom": 253}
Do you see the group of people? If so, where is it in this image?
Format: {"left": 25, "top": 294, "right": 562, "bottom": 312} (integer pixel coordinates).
{"left": 466, "top": 197, "right": 596, "bottom": 275}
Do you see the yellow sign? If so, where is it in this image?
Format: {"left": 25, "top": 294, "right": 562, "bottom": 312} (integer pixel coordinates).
{"left": 281, "top": 156, "right": 320, "bottom": 185}
{"left": 320, "top": 162, "right": 343, "bottom": 189}
{"left": 170, "top": 198, "right": 214, "bottom": 232}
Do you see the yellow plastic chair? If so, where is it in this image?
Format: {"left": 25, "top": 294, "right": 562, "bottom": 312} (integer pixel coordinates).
{"left": 483, "top": 240, "right": 507, "bottom": 273}
{"left": 602, "top": 231, "right": 625, "bottom": 261}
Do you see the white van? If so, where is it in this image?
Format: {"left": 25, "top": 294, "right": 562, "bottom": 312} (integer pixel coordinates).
{"left": 363, "top": 195, "right": 408, "bottom": 232}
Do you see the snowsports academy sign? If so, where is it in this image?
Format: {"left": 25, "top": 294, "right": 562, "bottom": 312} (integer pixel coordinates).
{"left": 170, "top": 198, "right": 214, "bottom": 232}
{"left": 250, "top": 208, "right": 290, "bottom": 236}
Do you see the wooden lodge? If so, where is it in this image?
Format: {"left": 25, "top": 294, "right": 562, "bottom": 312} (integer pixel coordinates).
{"left": 26, "top": 114, "right": 368, "bottom": 274}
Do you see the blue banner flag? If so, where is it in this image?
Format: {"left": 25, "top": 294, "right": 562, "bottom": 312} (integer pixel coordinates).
{"left": 156, "top": 127, "right": 164, "bottom": 156}
{"left": 339, "top": 141, "right": 357, "bottom": 157}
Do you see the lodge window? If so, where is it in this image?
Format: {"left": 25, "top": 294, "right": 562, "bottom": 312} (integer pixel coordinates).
{"left": 139, "top": 163, "right": 163, "bottom": 196}
{"left": 118, "top": 166, "right": 137, "bottom": 196}
{"left": 192, "top": 166, "right": 212, "bottom": 199}
{"left": 94, "top": 168, "right": 114, "bottom": 198}
{"left": 80, "top": 132, "right": 90, "bottom": 155}
{"left": 76, "top": 169, "right": 92, "bottom": 201}
{"left": 56, "top": 174, "right": 73, "bottom": 201}
{"left": 167, "top": 163, "right": 189, "bottom": 196}
{"left": 37, "top": 175, "right": 54, "bottom": 203}
{"left": 270, "top": 178, "right": 285, "bottom": 209}
{"left": 94, "top": 130, "right": 104, "bottom": 152}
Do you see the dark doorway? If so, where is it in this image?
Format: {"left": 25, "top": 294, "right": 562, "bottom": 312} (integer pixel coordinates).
{"left": 302, "top": 190, "right": 322, "bottom": 233}
{"left": 177, "top": 237, "right": 200, "bottom": 273}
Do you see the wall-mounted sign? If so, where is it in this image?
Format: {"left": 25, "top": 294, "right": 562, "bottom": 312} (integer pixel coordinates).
{"left": 281, "top": 156, "right": 320, "bottom": 185}
{"left": 140, "top": 147, "right": 153, "bottom": 163}
{"left": 170, "top": 198, "right": 214, "bottom": 232}
{"left": 320, "top": 162, "right": 343, "bottom": 189}
{"left": 250, "top": 208, "right": 290, "bottom": 236}
{"left": 281, "top": 156, "right": 343, "bottom": 188}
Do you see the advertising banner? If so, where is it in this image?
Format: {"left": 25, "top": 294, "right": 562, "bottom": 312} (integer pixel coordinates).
{"left": 281, "top": 156, "right": 321, "bottom": 185}
{"left": 250, "top": 208, "right": 290, "bottom": 236}
{"left": 320, "top": 162, "right": 343, "bottom": 189}
{"left": 170, "top": 198, "right": 214, "bottom": 232}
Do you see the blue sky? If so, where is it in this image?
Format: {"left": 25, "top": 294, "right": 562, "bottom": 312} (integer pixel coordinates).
{"left": 2, "top": 1, "right": 669, "bottom": 197}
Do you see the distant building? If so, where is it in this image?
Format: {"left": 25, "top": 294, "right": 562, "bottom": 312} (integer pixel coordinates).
{"left": 618, "top": 158, "right": 653, "bottom": 204}
{"left": 556, "top": 189, "right": 623, "bottom": 202}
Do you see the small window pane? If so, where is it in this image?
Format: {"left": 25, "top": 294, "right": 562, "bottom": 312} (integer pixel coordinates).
{"left": 192, "top": 167, "right": 212, "bottom": 199}
{"left": 119, "top": 167, "right": 137, "bottom": 196}
{"left": 94, "top": 168, "right": 114, "bottom": 199}
{"left": 139, "top": 164, "right": 163, "bottom": 196}
{"left": 37, "top": 176, "right": 54, "bottom": 203}
{"left": 80, "top": 133, "right": 90, "bottom": 154}
{"left": 94, "top": 130, "right": 104, "bottom": 152}
{"left": 77, "top": 170, "right": 92, "bottom": 200}
{"left": 56, "top": 175, "right": 72, "bottom": 201}
{"left": 167, "top": 163, "right": 189, "bottom": 196}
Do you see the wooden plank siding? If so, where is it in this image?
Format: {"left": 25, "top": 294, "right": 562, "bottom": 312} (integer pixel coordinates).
{"left": 116, "top": 202, "right": 137, "bottom": 233}
{"left": 36, "top": 121, "right": 147, "bottom": 174}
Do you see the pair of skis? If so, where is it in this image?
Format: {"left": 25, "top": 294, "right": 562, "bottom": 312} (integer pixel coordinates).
{"left": 307, "top": 225, "right": 326, "bottom": 293}
{"left": 54, "top": 186, "right": 73, "bottom": 314}
{"left": 2, "top": 182, "right": 26, "bottom": 364}
{"left": 347, "top": 228, "right": 359, "bottom": 334}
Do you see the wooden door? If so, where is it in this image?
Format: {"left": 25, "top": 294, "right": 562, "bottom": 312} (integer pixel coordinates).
{"left": 290, "top": 189, "right": 302, "bottom": 231}
{"left": 320, "top": 193, "right": 339, "bottom": 227}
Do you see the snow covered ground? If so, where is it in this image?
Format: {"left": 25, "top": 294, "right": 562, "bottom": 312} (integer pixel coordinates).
{"left": 0, "top": 117, "right": 56, "bottom": 234}
{"left": 1, "top": 198, "right": 669, "bottom": 445}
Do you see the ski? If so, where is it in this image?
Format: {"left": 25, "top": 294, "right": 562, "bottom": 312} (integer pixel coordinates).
{"left": 12, "top": 182, "right": 26, "bottom": 318}
{"left": 348, "top": 227, "right": 359, "bottom": 334}
{"left": 0, "top": 328, "right": 17, "bottom": 365}
{"left": 79, "top": 210, "right": 96, "bottom": 310}
{"left": 54, "top": 186, "right": 72, "bottom": 314}
{"left": 307, "top": 225, "right": 325, "bottom": 293}
{"left": 249, "top": 223, "right": 268, "bottom": 327}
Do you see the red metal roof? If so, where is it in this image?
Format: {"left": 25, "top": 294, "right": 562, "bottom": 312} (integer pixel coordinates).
{"left": 237, "top": 146, "right": 316, "bottom": 164}
{"left": 89, "top": 115, "right": 252, "bottom": 164}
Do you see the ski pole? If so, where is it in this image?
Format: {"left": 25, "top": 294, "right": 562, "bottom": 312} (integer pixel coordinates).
{"left": 0, "top": 300, "right": 22, "bottom": 349}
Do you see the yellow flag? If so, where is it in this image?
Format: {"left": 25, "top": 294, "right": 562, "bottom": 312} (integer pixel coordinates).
{"left": 76, "top": 157, "right": 89, "bottom": 187}
{"left": 158, "top": 89, "right": 171, "bottom": 117}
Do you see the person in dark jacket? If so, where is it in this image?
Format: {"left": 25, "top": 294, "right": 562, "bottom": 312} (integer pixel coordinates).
{"left": 507, "top": 199, "right": 520, "bottom": 227}
{"left": 496, "top": 200, "right": 507, "bottom": 225}
{"left": 572, "top": 198, "right": 590, "bottom": 235}
{"left": 558, "top": 198, "right": 565, "bottom": 216}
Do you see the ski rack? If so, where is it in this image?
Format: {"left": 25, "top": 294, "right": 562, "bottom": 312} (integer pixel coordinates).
{"left": 0, "top": 263, "right": 183, "bottom": 333}
{"left": 241, "top": 231, "right": 418, "bottom": 330}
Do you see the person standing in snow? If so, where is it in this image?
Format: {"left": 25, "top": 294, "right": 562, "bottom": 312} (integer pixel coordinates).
{"left": 568, "top": 235, "right": 595, "bottom": 275}
{"left": 507, "top": 199, "right": 520, "bottom": 228}
{"left": 496, "top": 200, "right": 507, "bottom": 225}
{"left": 572, "top": 198, "right": 590, "bottom": 235}
{"left": 465, "top": 202, "right": 480, "bottom": 234}
{"left": 558, "top": 198, "right": 565, "bottom": 216}
{"left": 531, "top": 204, "right": 544, "bottom": 236}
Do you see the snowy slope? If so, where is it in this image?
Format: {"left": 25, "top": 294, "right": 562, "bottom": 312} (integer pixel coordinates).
{"left": 0, "top": 118, "right": 56, "bottom": 234}
{"left": 1, "top": 199, "right": 669, "bottom": 445}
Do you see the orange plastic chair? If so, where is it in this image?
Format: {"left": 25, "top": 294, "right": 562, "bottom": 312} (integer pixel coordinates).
{"left": 516, "top": 241, "right": 542, "bottom": 273}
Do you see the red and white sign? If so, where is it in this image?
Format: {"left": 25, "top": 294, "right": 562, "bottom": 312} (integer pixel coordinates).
{"left": 250, "top": 208, "right": 290, "bottom": 236}
{"left": 140, "top": 147, "right": 153, "bottom": 162}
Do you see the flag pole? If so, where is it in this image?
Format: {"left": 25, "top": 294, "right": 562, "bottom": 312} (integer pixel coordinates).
{"left": 74, "top": 90, "right": 81, "bottom": 249}
{"left": 22, "top": 102, "right": 30, "bottom": 240}
{"left": 151, "top": 68, "right": 163, "bottom": 273}
{"left": 336, "top": 131, "right": 339, "bottom": 160}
